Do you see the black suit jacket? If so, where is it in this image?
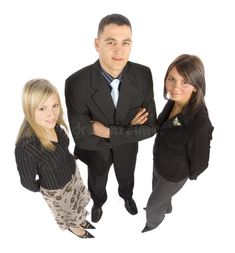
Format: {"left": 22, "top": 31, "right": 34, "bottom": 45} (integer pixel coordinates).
{"left": 153, "top": 100, "right": 214, "bottom": 182}
{"left": 65, "top": 60, "right": 157, "bottom": 170}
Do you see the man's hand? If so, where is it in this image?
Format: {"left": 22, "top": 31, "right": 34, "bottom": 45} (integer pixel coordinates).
{"left": 91, "top": 107, "right": 148, "bottom": 138}
{"left": 131, "top": 108, "right": 148, "bottom": 126}
{"left": 92, "top": 121, "right": 110, "bottom": 138}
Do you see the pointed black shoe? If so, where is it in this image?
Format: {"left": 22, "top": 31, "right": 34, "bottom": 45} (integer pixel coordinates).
{"left": 91, "top": 205, "right": 103, "bottom": 223}
{"left": 141, "top": 224, "right": 154, "bottom": 233}
{"left": 68, "top": 228, "right": 94, "bottom": 238}
{"left": 124, "top": 198, "right": 138, "bottom": 215}
{"left": 81, "top": 220, "right": 96, "bottom": 229}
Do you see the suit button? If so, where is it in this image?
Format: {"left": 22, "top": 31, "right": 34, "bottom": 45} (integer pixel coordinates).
{"left": 159, "top": 131, "right": 163, "bottom": 136}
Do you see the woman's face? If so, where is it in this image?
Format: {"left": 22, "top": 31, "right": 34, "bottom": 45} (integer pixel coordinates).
{"left": 165, "top": 67, "right": 195, "bottom": 105}
{"left": 34, "top": 93, "right": 60, "bottom": 131}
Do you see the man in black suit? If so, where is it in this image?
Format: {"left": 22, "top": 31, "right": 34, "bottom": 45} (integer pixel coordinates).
{"left": 65, "top": 14, "right": 157, "bottom": 223}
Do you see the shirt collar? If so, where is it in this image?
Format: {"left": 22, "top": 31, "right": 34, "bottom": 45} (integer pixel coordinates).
{"left": 100, "top": 66, "right": 123, "bottom": 84}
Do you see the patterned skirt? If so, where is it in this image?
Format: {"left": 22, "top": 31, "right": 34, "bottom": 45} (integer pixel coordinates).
{"left": 40, "top": 167, "right": 91, "bottom": 230}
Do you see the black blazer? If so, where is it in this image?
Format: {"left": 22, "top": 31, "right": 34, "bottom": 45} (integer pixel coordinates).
{"left": 65, "top": 60, "right": 157, "bottom": 169}
{"left": 153, "top": 100, "right": 214, "bottom": 182}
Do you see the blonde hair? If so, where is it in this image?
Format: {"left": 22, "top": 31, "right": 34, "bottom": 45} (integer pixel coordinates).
{"left": 16, "top": 79, "right": 68, "bottom": 150}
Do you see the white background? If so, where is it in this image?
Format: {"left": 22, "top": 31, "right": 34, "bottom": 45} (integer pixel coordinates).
{"left": 0, "top": 0, "right": 234, "bottom": 252}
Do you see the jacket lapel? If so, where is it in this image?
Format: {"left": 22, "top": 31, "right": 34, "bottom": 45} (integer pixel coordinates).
{"left": 158, "top": 100, "right": 174, "bottom": 127}
{"left": 115, "top": 65, "right": 137, "bottom": 124}
{"left": 91, "top": 61, "right": 115, "bottom": 124}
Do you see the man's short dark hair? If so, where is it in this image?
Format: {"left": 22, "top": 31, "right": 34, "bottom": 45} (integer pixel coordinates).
{"left": 98, "top": 13, "right": 132, "bottom": 37}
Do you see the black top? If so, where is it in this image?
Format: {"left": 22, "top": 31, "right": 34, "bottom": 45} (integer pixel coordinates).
{"left": 15, "top": 125, "right": 76, "bottom": 192}
{"left": 153, "top": 100, "right": 214, "bottom": 182}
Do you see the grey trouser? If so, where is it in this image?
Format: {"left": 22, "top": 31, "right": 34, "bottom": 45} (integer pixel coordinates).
{"left": 146, "top": 166, "right": 187, "bottom": 229}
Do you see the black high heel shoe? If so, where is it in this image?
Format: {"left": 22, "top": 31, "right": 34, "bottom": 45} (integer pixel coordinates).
{"left": 68, "top": 227, "right": 94, "bottom": 238}
{"left": 80, "top": 220, "right": 96, "bottom": 229}
{"left": 141, "top": 224, "right": 155, "bottom": 233}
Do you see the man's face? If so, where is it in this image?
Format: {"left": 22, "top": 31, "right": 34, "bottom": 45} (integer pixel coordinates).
{"left": 95, "top": 24, "right": 132, "bottom": 77}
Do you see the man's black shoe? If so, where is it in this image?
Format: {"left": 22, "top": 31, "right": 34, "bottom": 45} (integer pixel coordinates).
{"left": 91, "top": 205, "right": 103, "bottom": 223}
{"left": 124, "top": 198, "right": 138, "bottom": 215}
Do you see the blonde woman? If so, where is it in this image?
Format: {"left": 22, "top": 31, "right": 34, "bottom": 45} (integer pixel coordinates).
{"left": 15, "top": 79, "right": 94, "bottom": 239}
